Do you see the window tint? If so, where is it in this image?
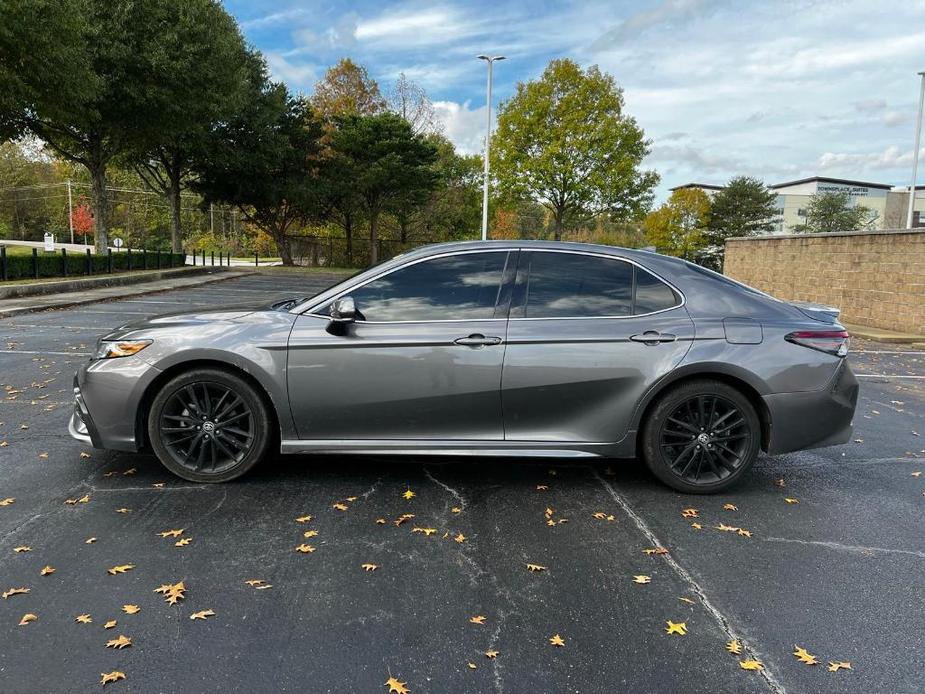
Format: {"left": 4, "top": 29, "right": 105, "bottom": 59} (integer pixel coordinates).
{"left": 524, "top": 253, "right": 633, "bottom": 318}
{"left": 346, "top": 252, "right": 508, "bottom": 322}
{"left": 634, "top": 267, "right": 681, "bottom": 314}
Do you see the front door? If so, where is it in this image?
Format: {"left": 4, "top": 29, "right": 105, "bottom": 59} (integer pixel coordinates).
{"left": 287, "top": 250, "right": 515, "bottom": 440}
{"left": 501, "top": 250, "right": 694, "bottom": 444}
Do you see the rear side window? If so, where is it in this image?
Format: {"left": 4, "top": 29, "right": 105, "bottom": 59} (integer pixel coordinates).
{"left": 634, "top": 266, "right": 681, "bottom": 313}
{"left": 522, "top": 252, "right": 634, "bottom": 318}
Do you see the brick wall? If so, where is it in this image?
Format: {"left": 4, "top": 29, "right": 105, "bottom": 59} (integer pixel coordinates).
{"left": 724, "top": 229, "right": 925, "bottom": 334}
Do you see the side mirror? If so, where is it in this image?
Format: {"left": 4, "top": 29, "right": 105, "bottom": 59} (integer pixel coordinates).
{"left": 329, "top": 296, "right": 357, "bottom": 323}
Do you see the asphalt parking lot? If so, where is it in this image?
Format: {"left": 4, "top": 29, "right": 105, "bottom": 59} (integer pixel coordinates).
{"left": 0, "top": 273, "right": 923, "bottom": 694}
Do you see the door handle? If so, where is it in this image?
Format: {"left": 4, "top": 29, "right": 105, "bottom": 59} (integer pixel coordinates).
{"left": 629, "top": 331, "right": 677, "bottom": 345}
{"left": 454, "top": 334, "right": 503, "bottom": 347}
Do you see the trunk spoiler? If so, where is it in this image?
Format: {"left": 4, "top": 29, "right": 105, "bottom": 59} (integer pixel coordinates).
{"left": 788, "top": 300, "right": 841, "bottom": 323}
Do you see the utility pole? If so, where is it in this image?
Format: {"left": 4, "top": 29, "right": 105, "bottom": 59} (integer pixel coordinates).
{"left": 210, "top": 203, "right": 215, "bottom": 235}
{"left": 478, "top": 55, "right": 506, "bottom": 241}
{"left": 66, "top": 179, "right": 75, "bottom": 245}
{"left": 907, "top": 71, "right": 925, "bottom": 229}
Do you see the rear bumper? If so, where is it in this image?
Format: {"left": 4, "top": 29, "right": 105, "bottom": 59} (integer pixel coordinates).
{"left": 763, "top": 359, "right": 859, "bottom": 455}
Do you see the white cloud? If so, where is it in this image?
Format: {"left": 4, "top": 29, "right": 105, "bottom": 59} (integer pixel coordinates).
{"left": 591, "top": 0, "right": 714, "bottom": 49}
{"left": 240, "top": 8, "right": 308, "bottom": 30}
{"left": 264, "top": 53, "right": 317, "bottom": 90}
{"left": 818, "top": 146, "right": 924, "bottom": 171}
{"left": 433, "top": 100, "right": 488, "bottom": 155}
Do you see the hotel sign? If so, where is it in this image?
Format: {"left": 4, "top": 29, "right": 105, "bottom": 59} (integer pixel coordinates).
{"left": 817, "top": 183, "right": 870, "bottom": 196}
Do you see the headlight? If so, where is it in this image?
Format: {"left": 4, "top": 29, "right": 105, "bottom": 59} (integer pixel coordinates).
{"left": 94, "top": 339, "right": 152, "bottom": 359}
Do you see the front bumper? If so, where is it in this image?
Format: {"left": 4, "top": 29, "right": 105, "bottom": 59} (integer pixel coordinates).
{"left": 763, "top": 359, "right": 859, "bottom": 455}
{"left": 68, "top": 376, "right": 100, "bottom": 447}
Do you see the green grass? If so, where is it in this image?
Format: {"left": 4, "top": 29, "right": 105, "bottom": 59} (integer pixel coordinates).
{"left": 1, "top": 244, "right": 55, "bottom": 256}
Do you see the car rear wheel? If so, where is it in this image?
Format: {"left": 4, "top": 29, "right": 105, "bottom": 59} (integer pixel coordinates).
{"left": 641, "top": 379, "right": 761, "bottom": 494}
{"left": 148, "top": 368, "right": 272, "bottom": 483}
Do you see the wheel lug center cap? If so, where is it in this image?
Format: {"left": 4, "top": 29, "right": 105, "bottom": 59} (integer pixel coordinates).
{"left": 697, "top": 433, "right": 710, "bottom": 445}
{"left": 202, "top": 421, "right": 215, "bottom": 434}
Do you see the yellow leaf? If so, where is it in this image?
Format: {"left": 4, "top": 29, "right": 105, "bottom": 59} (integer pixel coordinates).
{"left": 632, "top": 575, "right": 651, "bottom": 584}
{"left": 394, "top": 514, "right": 415, "bottom": 527}
{"left": 546, "top": 519, "right": 556, "bottom": 527}
{"left": 467, "top": 662, "right": 476, "bottom": 669}
{"left": 157, "top": 529, "right": 184, "bottom": 538}
{"left": 122, "top": 605, "right": 140, "bottom": 615}
{"left": 107, "top": 564, "right": 135, "bottom": 576}
{"left": 174, "top": 538, "right": 192, "bottom": 547}
{"left": 154, "top": 581, "right": 186, "bottom": 605}
{"left": 544, "top": 507, "right": 554, "bottom": 518}
{"left": 549, "top": 634, "right": 566, "bottom": 647}
{"left": 403, "top": 489, "right": 416, "bottom": 500}
{"left": 681, "top": 508, "right": 699, "bottom": 518}
{"left": 678, "top": 597, "right": 695, "bottom": 604}
{"left": 100, "top": 671, "right": 126, "bottom": 686}
{"left": 740, "top": 659, "right": 764, "bottom": 671}
{"left": 592, "top": 512, "right": 607, "bottom": 519}
{"left": 361, "top": 563, "right": 379, "bottom": 572}
{"left": 245, "top": 579, "right": 267, "bottom": 587}
{"left": 665, "top": 621, "right": 687, "bottom": 636}
{"left": 75, "top": 614, "right": 92, "bottom": 624}
{"left": 469, "top": 615, "right": 486, "bottom": 625}
{"left": 643, "top": 547, "right": 668, "bottom": 555}
{"left": 485, "top": 650, "right": 499, "bottom": 659}
{"left": 332, "top": 503, "right": 348, "bottom": 511}
{"left": 295, "top": 544, "right": 316, "bottom": 553}
{"left": 346, "top": 496, "right": 358, "bottom": 502}
{"left": 691, "top": 523, "right": 703, "bottom": 530}
{"left": 737, "top": 529, "right": 752, "bottom": 538}
{"left": 106, "top": 635, "right": 132, "bottom": 649}
{"left": 190, "top": 609, "right": 215, "bottom": 620}
{"left": 40, "top": 566, "right": 55, "bottom": 576}
{"left": 411, "top": 527, "right": 436, "bottom": 536}
{"left": 793, "top": 646, "right": 818, "bottom": 665}
{"left": 526, "top": 563, "right": 547, "bottom": 572}
{"left": 828, "top": 661, "right": 851, "bottom": 672}
{"left": 784, "top": 498, "right": 799, "bottom": 504}
{"left": 85, "top": 537, "right": 97, "bottom": 544}
{"left": 715, "top": 524, "right": 739, "bottom": 532}
{"left": 115, "top": 508, "right": 130, "bottom": 514}
{"left": 454, "top": 533, "right": 466, "bottom": 543}
{"left": 104, "top": 620, "right": 117, "bottom": 629}
{"left": 13, "top": 546, "right": 31, "bottom": 553}
{"left": 384, "top": 676, "right": 410, "bottom": 694}
{"left": 723, "top": 503, "right": 737, "bottom": 511}
{"left": 536, "top": 485, "right": 548, "bottom": 491}
{"left": 303, "top": 530, "right": 319, "bottom": 538}
{"left": 19, "top": 613, "right": 37, "bottom": 626}
{"left": 0, "top": 498, "right": 15, "bottom": 506}
{"left": 726, "top": 640, "right": 742, "bottom": 655}
{"left": 451, "top": 507, "right": 462, "bottom": 513}
{"left": 2, "top": 587, "right": 29, "bottom": 599}
{"left": 80, "top": 452, "right": 91, "bottom": 459}
{"left": 123, "top": 468, "right": 136, "bottom": 476}
{"left": 295, "top": 515, "right": 313, "bottom": 523}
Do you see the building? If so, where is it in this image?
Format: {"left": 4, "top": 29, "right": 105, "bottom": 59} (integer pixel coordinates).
{"left": 669, "top": 177, "right": 925, "bottom": 234}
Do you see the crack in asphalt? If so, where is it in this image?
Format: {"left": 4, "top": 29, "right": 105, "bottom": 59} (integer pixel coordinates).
{"left": 763, "top": 536, "right": 925, "bottom": 559}
{"left": 591, "top": 467, "right": 787, "bottom": 694}
{"left": 424, "top": 466, "right": 467, "bottom": 513}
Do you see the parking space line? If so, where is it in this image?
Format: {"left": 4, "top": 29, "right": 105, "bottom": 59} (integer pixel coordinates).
{"left": 591, "top": 468, "right": 786, "bottom": 694}
{"left": 855, "top": 374, "right": 925, "bottom": 379}
{"left": 764, "top": 536, "right": 925, "bottom": 559}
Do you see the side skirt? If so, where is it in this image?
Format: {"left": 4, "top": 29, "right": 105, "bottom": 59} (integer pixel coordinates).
{"left": 279, "top": 439, "right": 626, "bottom": 458}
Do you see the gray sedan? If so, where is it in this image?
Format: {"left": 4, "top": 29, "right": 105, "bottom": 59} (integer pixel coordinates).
{"left": 69, "top": 241, "right": 858, "bottom": 493}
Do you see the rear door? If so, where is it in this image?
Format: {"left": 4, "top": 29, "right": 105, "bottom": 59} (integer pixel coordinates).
{"left": 501, "top": 250, "right": 694, "bottom": 443}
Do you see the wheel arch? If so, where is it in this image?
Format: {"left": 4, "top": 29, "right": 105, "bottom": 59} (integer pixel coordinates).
{"left": 631, "top": 364, "right": 772, "bottom": 455}
{"left": 135, "top": 359, "right": 281, "bottom": 451}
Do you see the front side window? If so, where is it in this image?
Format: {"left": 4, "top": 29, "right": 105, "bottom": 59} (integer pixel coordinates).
{"left": 342, "top": 252, "right": 508, "bottom": 322}
{"left": 522, "top": 252, "right": 634, "bottom": 318}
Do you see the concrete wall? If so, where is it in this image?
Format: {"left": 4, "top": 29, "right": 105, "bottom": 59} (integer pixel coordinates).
{"left": 724, "top": 228, "right": 925, "bottom": 334}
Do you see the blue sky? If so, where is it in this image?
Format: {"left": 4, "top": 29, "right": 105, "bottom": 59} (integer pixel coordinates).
{"left": 225, "top": 0, "right": 925, "bottom": 200}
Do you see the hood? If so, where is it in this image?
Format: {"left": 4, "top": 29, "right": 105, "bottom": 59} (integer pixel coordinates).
{"left": 103, "top": 301, "right": 284, "bottom": 340}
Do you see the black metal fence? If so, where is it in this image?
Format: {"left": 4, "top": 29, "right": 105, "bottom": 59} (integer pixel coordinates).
{"left": 0, "top": 246, "right": 187, "bottom": 282}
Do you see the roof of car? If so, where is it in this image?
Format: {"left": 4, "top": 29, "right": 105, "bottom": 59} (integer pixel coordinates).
{"left": 401, "top": 239, "right": 670, "bottom": 264}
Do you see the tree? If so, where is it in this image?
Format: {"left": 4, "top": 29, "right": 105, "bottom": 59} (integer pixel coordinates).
{"left": 704, "top": 176, "right": 779, "bottom": 269}
{"left": 388, "top": 73, "right": 440, "bottom": 135}
{"left": 128, "top": 1, "right": 252, "bottom": 252}
{"left": 792, "top": 190, "right": 877, "bottom": 234}
{"left": 71, "top": 195, "right": 94, "bottom": 243}
{"left": 643, "top": 188, "right": 711, "bottom": 261}
{"left": 311, "top": 58, "right": 386, "bottom": 119}
{"left": 492, "top": 58, "right": 658, "bottom": 240}
{"left": 329, "top": 113, "right": 438, "bottom": 265}
{"left": 193, "top": 71, "right": 325, "bottom": 266}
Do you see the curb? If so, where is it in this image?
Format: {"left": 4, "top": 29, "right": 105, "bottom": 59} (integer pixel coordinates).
{"left": 843, "top": 322, "right": 925, "bottom": 344}
{"left": 0, "top": 269, "right": 249, "bottom": 320}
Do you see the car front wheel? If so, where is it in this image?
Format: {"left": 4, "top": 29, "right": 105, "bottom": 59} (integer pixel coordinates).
{"left": 148, "top": 368, "right": 272, "bottom": 483}
{"left": 641, "top": 379, "right": 761, "bottom": 494}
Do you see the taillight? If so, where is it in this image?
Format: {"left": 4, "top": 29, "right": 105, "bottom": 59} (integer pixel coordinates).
{"left": 785, "top": 330, "right": 850, "bottom": 357}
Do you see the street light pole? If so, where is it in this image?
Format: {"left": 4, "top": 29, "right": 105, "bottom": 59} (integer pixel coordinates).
{"left": 907, "top": 71, "right": 925, "bottom": 229}
{"left": 478, "top": 55, "right": 505, "bottom": 241}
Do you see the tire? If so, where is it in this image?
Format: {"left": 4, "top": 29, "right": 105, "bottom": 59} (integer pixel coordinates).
{"left": 641, "top": 379, "right": 761, "bottom": 494}
{"left": 147, "top": 368, "right": 272, "bottom": 483}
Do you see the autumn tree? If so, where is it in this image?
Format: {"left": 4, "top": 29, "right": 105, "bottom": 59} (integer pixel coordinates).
{"left": 388, "top": 73, "right": 440, "bottom": 135}
{"left": 311, "top": 58, "right": 386, "bottom": 119}
{"left": 792, "top": 190, "right": 877, "bottom": 234}
{"left": 644, "top": 188, "right": 711, "bottom": 261}
{"left": 703, "top": 176, "right": 779, "bottom": 269}
{"left": 71, "top": 195, "right": 94, "bottom": 243}
{"left": 492, "top": 58, "right": 658, "bottom": 240}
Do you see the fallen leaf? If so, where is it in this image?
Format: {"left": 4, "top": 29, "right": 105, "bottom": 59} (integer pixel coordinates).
{"left": 2, "top": 587, "right": 29, "bottom": 599}
{"left": 13, "top": 546, "right": 31, "bottom": 553}
{"left": 75, "top": 614, "right": 92, "bottom": 624}
{"left": 633, "top": 575, "right": 651, "bottom": 584}
{"left": 80, "top": 452, "right": 91, "bottom": 459}
{"left": 775, "top": 478, "right": 786, "bottom": 487}
{"left": 361, "top": 563, "right": 379, "bottom": 572}
{"left": 740, "top": 659, "right": 764, "bottom": 671}
{"left": 123, "top": 468, "right": 136, "bottom": 476}
{"left": 103, "top": 620, "right": 117, "bottom": 629}
{"left": 715, "top": 523, "right": 739, "bottom": 532}
{"left": 737, "top": 529, "right": 752, "bottom": 538}
{"left": 643, "top": 547, "right": 669, "bottom": 555}
{"left": 485, "top": 650, "right": 499, "bottom": 659}
{"left": 85, "top": 537, "right": 97, "bottom": 544}
{"left": 122, "top": 605, "right": 140, "bottom": 615}
{"left": 100, "top": 671, "right": 125, "bottom": 686}
{"left": 681, "top": 508, "right": 699, "bottom": 518}
{"left": 722, "top": 503, "right": 737, "bottom": 511}
{"left": 536, "top": 485, "right": 548, "bottom": 491}
{"left": 190, "top": 609, "right": 215, "bottom": 620}
{"left": 40, "top": 566, "right": 55, "bottom": 576}
{"left": 454, "top": 533, "right": 466, "bottom": 543}
{"left": 154, "top": 581, "right": 186, "bottom": 605}
{"left": 469, "top": 615, "right": 486, "bottom": 625}
{"left": 725, "top": 640, "right": 742, "bottom": 655}
{"left": 107, "top": 564, "right": 135, "bottom": 575}
{"left": 157, "top": 529, "right": 184, "bottom": 538}
{"left": 295, "top": 544, "right": 316, "bottom": 553}
{"left": 295, "top": 515, "right": 313, "bottom": 523}
{"left": 115, "top": 508, "right": 130, "bottom": 514}
{"left": 793, "top": 645, "right": 818, "bottom": 665}
{"left": 0, "top": 498, "right": 15, "bottom": 506}
{"left": 346, "top": 496, "right": 358, "bottom": 502}
{"left": 303, "top": 530, "right": 319, "bottom": 538}
{"left": 549, "top": 634, "right": 566, "bottom": 647}
{"left": 375, "top": 519, "right": 386, "bottom": 524}
{"left": 784, "top": 498, "right": 799, "bottom": 504}
{"left": 526, "top": 563, "right": 547, "bottom": 572}
{"left": 245, "top": 579, "right": 269, "bottom": 588}
{"left": 467, "top": 662, "right": 476, "bottom": 670}
{"left": 19, "top": 613, "right": 37, "bottom": 626}
{"left": 384, "top": 676, "right": 409, "bottom": 694}
{"left": 828, "top": 661, "right": 851, "bottom": 672}
{"left": 411, "top": 527, "right": 437, "bottom": 536}
{"left": 665, "top": 620, "right": 687, "bottom": 636}
{"left": 174, "top": 538, "right": 191, "bottom": 547}
{"left": 678, "top": 597, "right": 695, "bottom": 604}
{"left": 332, "top": 503, "right": 348, "bottom": 511}
{"left": 691, "top": 523, "right": 703, "bottom": 530}
{"left": 403, "top": 489, "right": 416, "bottom": 500}
{"left": 911, "top": 471, "right": 922, "bottom": 477}
{"left": 106, "top": 635, "right": 132, "bottom": 649}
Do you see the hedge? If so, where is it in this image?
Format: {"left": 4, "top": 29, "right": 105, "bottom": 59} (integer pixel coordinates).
{"left": 0, "top": 248, "right": 187, "bottom": 281}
